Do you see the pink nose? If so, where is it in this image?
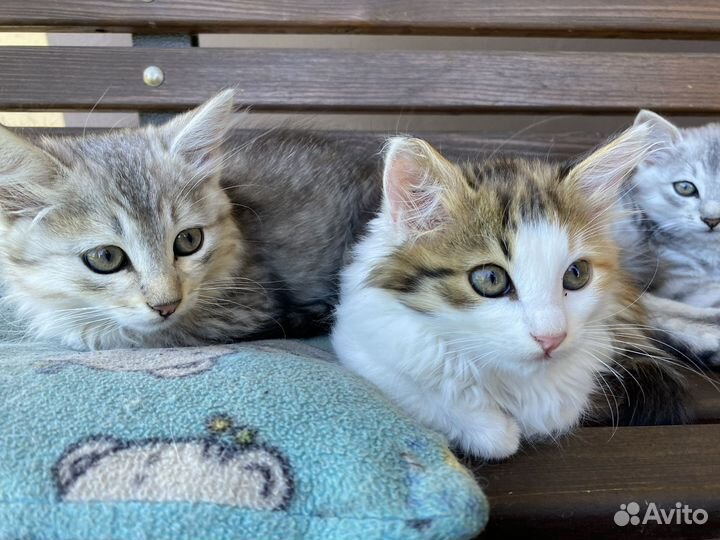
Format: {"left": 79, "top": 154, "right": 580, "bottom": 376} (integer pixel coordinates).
{"left": 150, "top": 300, "right": 181, "bottom": 318}
{"left": 532, "top": 332, "right": 567, "bottom": 355}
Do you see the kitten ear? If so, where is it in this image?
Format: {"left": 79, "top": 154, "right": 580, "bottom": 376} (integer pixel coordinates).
{"left": 634, "top": 109, "right": 681, "bottom": 143}
{"left": 633, "top": 109, "right": 680, "bottom": 164}
{"left": 162, "top": 89, "right": 235, "bottom": 178}
{"left": 566, "top": 123, "right": 650, "bottom": 210}
{"left": 382, "top": 137, "right": 460, "bottom": 237}
{"left": 0, "top": 125, "right": 59, "bottom": 219}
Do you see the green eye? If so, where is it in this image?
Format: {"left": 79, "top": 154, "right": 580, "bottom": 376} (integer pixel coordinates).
{"left": 673, "top": 181, "right": 698, "bottom": 197}
{"left": 174, "top": 228, "right": 204, "bottom": 257}
{"left": 82, "top": 245, "right": 128, "bottom": 274}
{"left": 563, "top": 260, "right": 591, "bottom": 291}
{"left": 469, "top": 265, "right": 512, "bottom": 298}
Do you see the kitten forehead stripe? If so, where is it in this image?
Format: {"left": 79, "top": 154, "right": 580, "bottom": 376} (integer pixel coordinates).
{"left": 499, "top": 238, "right": 511, "bottom": 260}
{"left": 369, "top": 265, "right": 457, "bottom": 295}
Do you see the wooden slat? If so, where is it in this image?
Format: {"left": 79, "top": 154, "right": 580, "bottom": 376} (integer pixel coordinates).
{"left": 2, "top": 47, "right": 720, "bottom": 113}
{"left": 1, "top": 1, "right": 720, "bottom": 39}
{"left": 466, "top": 425, "right": 720, "bottom": 539}
{"left": 28, "top": 127, "right": 612, "bottom": 160}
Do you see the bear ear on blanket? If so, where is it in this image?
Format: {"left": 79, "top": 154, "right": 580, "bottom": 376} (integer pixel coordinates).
{"left": 2, "top": 340, "right": 488, "bottom": 539}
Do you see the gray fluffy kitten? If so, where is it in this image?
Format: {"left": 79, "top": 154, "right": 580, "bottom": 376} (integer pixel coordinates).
{"left": 0, "top": 91, "right": 381, "bottom": 349}
{"left": 619, "top": 110, "right": 720, "bottom": 366}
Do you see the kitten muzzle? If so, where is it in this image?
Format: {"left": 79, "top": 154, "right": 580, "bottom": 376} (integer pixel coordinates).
{"left": 532, "top": 332, "right": 567, "bottom": 358}
{"left": 149, "top": 300, "right": 181, "bottom": 318}
{"left": 701, "top": 217, "right": 720, "bottom": 231}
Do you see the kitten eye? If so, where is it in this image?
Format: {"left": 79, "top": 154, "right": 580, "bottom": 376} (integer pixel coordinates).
{"left": 673, "top": 181, "right": 698, "bottom": 197}
{"left": 563, "top": 260, "right": 591, "bottom": 291}
{"left": 82, "top": 246, "right": 128, "bottom": 274}
{"left": 174, "top": 228, "right": 204, "bottom": 257}
{"left": 469, "top": 265, "right": 512, "bottom": 298}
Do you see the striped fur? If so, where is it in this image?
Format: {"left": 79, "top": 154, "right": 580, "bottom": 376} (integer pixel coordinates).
{"left": 0, "top": 91, "right": 382, "bottom": 349}
{"left": 614, "top": 110, "right": 720, "bottom": 366}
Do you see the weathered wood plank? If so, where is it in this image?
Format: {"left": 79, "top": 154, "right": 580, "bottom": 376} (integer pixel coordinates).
{"left": 1, "top": 1, "right": 720, "bottom": 38}
{"left": 19, "top": 127, "right": 612, "bottom": 161}
{"left": 467, "top": 425, "right": 720, "bottom": 539}
{"left": 2, "top": 48, "right": 720, "bottom": 113}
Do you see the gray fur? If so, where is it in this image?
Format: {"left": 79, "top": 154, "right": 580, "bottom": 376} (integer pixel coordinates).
{"left": 0, "top": 91, "right": 381, "bottom": 349}
{"left": 618, "top": 110, "right": 720, "bottom": 366}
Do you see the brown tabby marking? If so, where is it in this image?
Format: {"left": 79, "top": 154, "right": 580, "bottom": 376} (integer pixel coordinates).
{"left": 370, "top": 157, "right": 619, "bottom": 315}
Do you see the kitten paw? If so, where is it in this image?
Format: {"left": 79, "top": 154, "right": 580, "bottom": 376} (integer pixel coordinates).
{"left": 654, "top": 316, "right": 720, "bottom": 367}
{"left": 453, "top": 412, "right": 521, "bottom": 460}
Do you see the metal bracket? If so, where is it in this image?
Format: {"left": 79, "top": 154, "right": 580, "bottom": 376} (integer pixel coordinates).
{"left": 132, "top": 34, "right": 195, "bottom": 126}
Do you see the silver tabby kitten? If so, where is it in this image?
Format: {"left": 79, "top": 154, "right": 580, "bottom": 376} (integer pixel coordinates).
{"left": 619, "top": 110, "right": 720, "bottom": 366}
{"left": 0, "top": 91, "right": 380, "bottom": 349}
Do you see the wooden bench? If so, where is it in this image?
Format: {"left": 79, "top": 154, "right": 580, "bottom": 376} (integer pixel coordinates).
{"left": 1, "top": 2, "right": 719, "bottom": 538}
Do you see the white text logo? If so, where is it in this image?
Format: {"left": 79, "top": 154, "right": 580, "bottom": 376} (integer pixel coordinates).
{"left": 614, "top": 502, "right": 708, "bottom": 527}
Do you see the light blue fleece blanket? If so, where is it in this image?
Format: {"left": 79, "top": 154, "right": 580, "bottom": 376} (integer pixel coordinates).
{"left": 0, "top": 337, "right": 487, "bottom": 540}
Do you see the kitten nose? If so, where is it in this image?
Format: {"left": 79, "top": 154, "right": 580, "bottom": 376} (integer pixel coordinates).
{"left": 150, "top": 300, "right": 181, "bottom": 318}
{"left": 702, "top": 217, "right": 720, "bottom": 230}
{"left": 532, "top": 332, "right": 567, "bottom": 355}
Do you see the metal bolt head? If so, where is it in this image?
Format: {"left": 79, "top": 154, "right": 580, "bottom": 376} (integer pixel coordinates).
{"left": 143, "top": 66, "right": 164, "bottom": 87}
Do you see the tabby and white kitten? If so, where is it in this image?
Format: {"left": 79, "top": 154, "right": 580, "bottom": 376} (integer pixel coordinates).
{"left": 332, "top": 128, "right": 688, "bottom": 459}
{"left": 0, "top": 91, "right": 380, "bottom": 349}
{"left": 620, "top": 110, "right": 720, "bottom": 365}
